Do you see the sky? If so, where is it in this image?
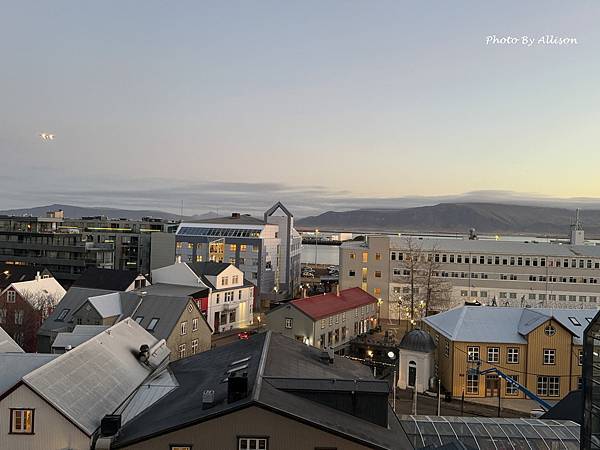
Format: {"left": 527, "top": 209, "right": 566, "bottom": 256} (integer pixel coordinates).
{"left": 1, "top": 1, "right": 599, "bottom": 215}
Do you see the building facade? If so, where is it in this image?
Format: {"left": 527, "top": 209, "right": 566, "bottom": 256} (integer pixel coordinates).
{"left": 151, "top": 261, "right": 254, "bottom": 333}
{"left": 582, "top": 310, "right": 600, "bottom": 449}
{"left": 423, "top": 305, "right": 593, "bottom": 402}
{"left": 340, "top": 234, "right": 600, "bottom": 321}
{"left": 175, "top": 202, "right": 301, "bottom": 303}
{"left": 266, "top": 287, "right": 378, "bottom": 352}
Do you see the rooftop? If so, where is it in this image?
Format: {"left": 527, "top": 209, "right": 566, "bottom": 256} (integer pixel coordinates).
{"left": 0, "top": 353, "right": 58, "bottom": 396}
{"left": 2, "top": 276, "right": 66, "bottom": 306}
{"left": 0, "top": 264, "right": 52, "bottom": 290}
{"left": 289, "top": 287, "right": 378, "bottom": 321}
{"left": 73, "top": 267, "right": 143, "bottom": 291}
{"left": 191, "top": 214, "right": 266, "bottom": 226}
{"left": 423, "top": 305, "right": 599, "bottom": 345}
{"left": 0, "top": 325, "right": 24, "bottom": 353}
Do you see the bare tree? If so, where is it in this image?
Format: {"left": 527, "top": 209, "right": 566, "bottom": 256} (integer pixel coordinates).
{"left": 418, "top": 245, "right": 452, "bottom": 317}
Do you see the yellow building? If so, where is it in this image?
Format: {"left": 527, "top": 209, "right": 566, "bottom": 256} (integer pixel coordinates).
{"left": 423, "top": 306, "right": 595, "bottom": 401}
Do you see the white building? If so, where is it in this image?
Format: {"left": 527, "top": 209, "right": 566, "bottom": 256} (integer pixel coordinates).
{"left": 396, "top": 329, "right": 436, "bottom": 394}
{"left": 175, "top": 202, "right": 301, "bottom": 303}
{"left": 151, "top": 261, "right": 254, "bottom": 332}
{"left": 340, "top": 223, "right": 600, "bottom": 320}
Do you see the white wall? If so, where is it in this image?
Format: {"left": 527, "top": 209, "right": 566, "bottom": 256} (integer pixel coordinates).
{"left": 151, "top": 263, "right": 203, "bottom": 287}
{"left": 398, "top": 349, "right": 433, "bottom": 394}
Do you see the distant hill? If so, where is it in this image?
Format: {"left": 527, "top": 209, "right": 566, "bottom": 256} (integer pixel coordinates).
{"left": 297, "top": 203, "right": 600, "bottom": 236}
{"left": 0, "top": 204, "right": 220, "bottom": 222}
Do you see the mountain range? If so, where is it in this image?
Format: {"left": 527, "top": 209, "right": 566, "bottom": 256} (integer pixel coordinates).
{"left": 296, "top": 203, "right": 600, "bottom": 237}
{"left": 0, "top": 204, "right": 219, "bottom": 222}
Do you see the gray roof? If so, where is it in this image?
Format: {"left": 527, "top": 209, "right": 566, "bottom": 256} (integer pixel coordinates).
{"left": 399, "top": 329, "right": 436, "bottom": 353}
{"left": 24, "top": 319, "right": 170, "bottom": 436}
{"left": 186, "top": 261, "right": 231, "bottom": 277}
{"left": 424, "top": 305, "right": 598, "bottom": 345}
{"left": 0, "top": 353, "right": 57, "bottom": 395}
{"left": 89, "top": 292, "right": 125, "bottom": 318}
{"left": 0, "top": 325, "right": 23, "bottom": 353}
{"left": 133, "top": 283, "right": 208, "bottom": 298}
{"left": 38, "top": 286, "right": 117, "bottom": 336}
{"left": 52, "top": 325, "right": 109, "bottom": 350}
{"left": 113, "top": 332, "right": 412, "bottom": 450}
{"left": 73, "top": 267, "right": 141, "bottom": 291}
{"left": 385, "top": 235, "right": 600, "bottom": 258}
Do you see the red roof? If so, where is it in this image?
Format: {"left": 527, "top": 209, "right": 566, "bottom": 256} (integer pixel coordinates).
{"left": 291, "top": 287, "right": 377, "bottom": 321}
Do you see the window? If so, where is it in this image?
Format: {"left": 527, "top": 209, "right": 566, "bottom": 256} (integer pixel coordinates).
{"left": 181, "top": 321, "right": 188, "bottom": 335}
{"left": 14, "top": 309, "right": 24, "bottom": 325}
{"left": 191, "top": 339, "right": 199, "bottom": 355}
{"left": 329, "top": 316, "right": 333, "bottom": 326}
{"left": 466, "top": 374, "right": 479, "bottom": 394}
{"left": 147, "top": 318, "right": 159, "bottom": 332}
{"left": 240, "top": 244, "right": 247, "bottom": 252}
{"left": 285, "top": 318, "right": 293, "bottom": 329}
{"left": 569, "top": 316, "right": 581, "bottom": 326}
{"left": 134, "top": 316, "right": 143, "bottom": 324}
{"left": 239, "top": 437, "right": 268, "bottom": 450}
{"left": 349, "top": 252, "right": 356, "bottom": 260}
{"left": 342, "top": 312, "right": 346, "bottom": 322}
{"left": 487, "top": 347, "right": 499, "bottom": 363}
{"left": 192, "top": 318, "right": 199, "bottom": 331}
{"left": 375, "top": 271, "right": 382, "bottom": 278}
{"left": 544, "top": 325, "right": 556, "bottom": 336}
{"left": 460, "top": 290, "right": 468, "bottom": 297}
{"left": 348, "top": 270, "right": 355, "bottom": 277}
{"left": 507, "top": 348, "right": 519, "bottom": 364}
{"left": 362, "top": 252, "right": 368, "bottom": 263}
{"left": 373, "top": 287, "right": 381, "bottom": 296}
{"left": 6, "top": 290, "right": 16, "bottom": 303}
{"left": 506, "top": 376, "right": 519, "bottom": 395}
{"left": 57, "top": 308, "right": 70, "bottom": 321}
{"left": 178, "top": 343, "right": 186, "bottom": 358}
{"left": 537, "top": 376, "right": 559, "bottom": 397}
{"left": 543, "top": 349, "right": 556, "bottom": 365}
{"left": 10, "top": 409, "right": 34, "bottom": 434}
{"left": 222, "top": 276, "right": 229, "bottom": 286}
{"left": 0, "top": 308, "right": 5, "bottom": 324}
{"left": 321, "top": 319, "right": 325, "bottom": 329}
{"left": 375, "top": 252, "right": 381, "bottom": 261}
{"left": 579, "top": 349, "right": 583, "bottom": 366}
{"left": 467, "top": 346, "right": 479, "bottom": 362}
{"left": 171, "top": 446, "right": 191, "bottom": 450}
{"left": 230, "top": 244, "right": 237, "bottom": 252}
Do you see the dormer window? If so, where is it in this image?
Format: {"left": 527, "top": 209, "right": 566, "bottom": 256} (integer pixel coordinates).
{"left": 56, "top": 308, "right": 70, "bottom": 321}
{"left": 544, "top": 325, "right": 556, "bottom": 336}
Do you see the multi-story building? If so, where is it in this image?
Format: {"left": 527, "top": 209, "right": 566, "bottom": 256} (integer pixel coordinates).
{"left": 340, "top": 229, "right": 600, "bottom": 320}
{"left": 582, "top": 310, "right": 600, "bottom": 448}
{"left": 423, "top": 305, "right": 594, "bottom": 402}
{"left": 175, "top": 202, "right": 301, "bottom": 303}
{"left": 151, "top": 261, "right": 254, "bottom": 332}
{"left": 0, "top": 215, "right": 114, "bottom": 284}
{"left": 0, "top": 213, "right": 177, "bottom": 286}
{"left": 266, "top": 287, "right": 378, "bottom": 352}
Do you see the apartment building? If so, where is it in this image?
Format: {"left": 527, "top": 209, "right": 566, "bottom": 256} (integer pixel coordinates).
{"left": 175, "top": 202, "right": 301, "bottom": 302}
{"left": 0, "top": 213, "right": 177, "bottom": 285}
{"left": 423, "top": 305, "right": 594, "bottom": 401}
{"left": 340, "top": 232, "right": 600, "bottom": 320}
{"left": 266, "top": 287, "right": 378, "bottom": 352}
{"left": 151, "top": 261, "right": 254, "bottom": 332}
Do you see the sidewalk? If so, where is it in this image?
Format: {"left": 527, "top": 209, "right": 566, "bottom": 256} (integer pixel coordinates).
{"left": 456, "top": 396, "right": 544, "bottom": 414}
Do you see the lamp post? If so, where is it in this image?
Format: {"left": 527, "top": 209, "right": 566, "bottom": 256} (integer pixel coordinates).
{"left": 388, "top": 350, "right": 398, "bottom": 412}
{"left": 257, "top": 315, "right": 262, "bottom": 333}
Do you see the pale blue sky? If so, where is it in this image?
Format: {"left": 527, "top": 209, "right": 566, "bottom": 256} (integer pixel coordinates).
{"left": 1, "top": 1, "right": 599, "bottom": 213}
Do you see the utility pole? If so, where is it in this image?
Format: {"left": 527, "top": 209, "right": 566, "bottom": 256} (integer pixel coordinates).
{"left": 412, "top": 387, "right": 418, "bottom": 415}
{"left": 314, "top": 229, "right": 319, "bottom": 265}
{"left": 437, "top": 379, "right": 441, "bottom": 416}
{"left": 392, "top": 369, "right": 397, "bottom": 412}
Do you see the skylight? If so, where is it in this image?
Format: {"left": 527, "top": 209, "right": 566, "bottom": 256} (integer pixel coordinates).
{"left": 568, "top": 317, "right": 581, "bottom": 326}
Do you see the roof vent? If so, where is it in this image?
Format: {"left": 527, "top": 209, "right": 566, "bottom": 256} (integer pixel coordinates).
{"left": 319, "top": 346, "right": 335, "bottom": 364}
{"left": 202, "top": 389, "right": 215, "bottom": 409}
{"left": 232, "top": 213, "right": 241, "bottom": 219}
{"left": 227, "top": 372, "right": 249, "bottom": 403}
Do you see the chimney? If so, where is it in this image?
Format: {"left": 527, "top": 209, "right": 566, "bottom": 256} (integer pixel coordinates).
{"left": 232, "top": 212, "right": 241, "bottom": 219}
{"left": 137, "top": 344, "right": 150, "bottom": 363}
{"left": 202, "top": 389, "right": 215, "bottom": 409}
{"left": 228, "top": 372, "right": 249, "bottom": 403}
{"left": 100, "top": 415, "right": 121, "bottom": 437}
{"left": 176, "top": 255, "right": 182, "bottom": 264}
{"left": 35, "top": 271, "right": 41, "bottom": 281}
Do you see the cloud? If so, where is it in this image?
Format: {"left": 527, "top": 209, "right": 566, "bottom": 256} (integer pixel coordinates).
{"left": 3, "top": 173, "right": 600, "bottom": 218}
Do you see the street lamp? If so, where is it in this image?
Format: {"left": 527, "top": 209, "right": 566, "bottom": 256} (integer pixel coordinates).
{"left": 257, "top": 315, "right": 262, "bottom": 332}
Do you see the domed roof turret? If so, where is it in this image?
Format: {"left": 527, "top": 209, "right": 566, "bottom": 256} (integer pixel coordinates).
{"left": 399, "top": 329, "right": 436, "bottom": 353}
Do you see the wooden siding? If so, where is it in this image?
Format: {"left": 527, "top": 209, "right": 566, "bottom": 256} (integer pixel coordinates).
{"left": 166, "top": 299, "right": 212, "bottom": 360}
{"left": 0, "top": 384, "right": 89, "bottom": 450}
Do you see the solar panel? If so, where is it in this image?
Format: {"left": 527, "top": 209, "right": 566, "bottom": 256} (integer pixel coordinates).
{"left": 177, "top": 227, "right": 261, "bottom": 238}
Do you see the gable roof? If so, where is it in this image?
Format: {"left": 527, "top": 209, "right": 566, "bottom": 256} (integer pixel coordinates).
{"left": 24, "top": 319, "right": 169, "bottom": 436}
{"left": 424, "top": 305, "right": 598, "bottom": 344}
{"left": 113, "top": 332, "right": 411, "bottom": 450}
{"left": 185, "top": 262, "right": 231, "bottom": 277}
{"left": 0, "top": 353, "right": 58, "bottom": 396}
{"left": 3, "top": 277, "right": 66, "bottom": 307}
{"left": 289, "top": 287, "right": 378, "bottom": 321}
{"left": 73, "top": 267, "right": 143, "bottom": 291}
{"left": 38, "top": 287, "right": 117, "bottom": 336}
{"left": 0, "top": 325, "right": 24, "bottom": 353}
{"left": 0, "top": 264, "right": 52, "bottom": 290}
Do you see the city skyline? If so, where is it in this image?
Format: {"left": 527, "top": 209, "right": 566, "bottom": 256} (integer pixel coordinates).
{"left": 1, "top": 1, "right": 599, "bottom": 212}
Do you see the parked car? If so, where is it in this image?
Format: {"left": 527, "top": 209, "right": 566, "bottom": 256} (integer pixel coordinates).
{"left": 238, "top": 330, "right": 258, "bottom": 340}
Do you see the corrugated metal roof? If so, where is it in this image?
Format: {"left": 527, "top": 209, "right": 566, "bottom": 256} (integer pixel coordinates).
{"left": 0, "top": 353, "right": 57, "bottom": 395}
{"left": 424, "top": 305, "right": 599, "bottom": 344}
{"left": 23, "top": 319, "right": 169, "bottom": 436}
{"left": 0, "top": 325, "right": 23, "bottom": 353}
{"left": 52, "top": 325, "right": 109, "bottom": 350}
{"left": 290, "top": 287, "right": 378, "bottom": 321}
